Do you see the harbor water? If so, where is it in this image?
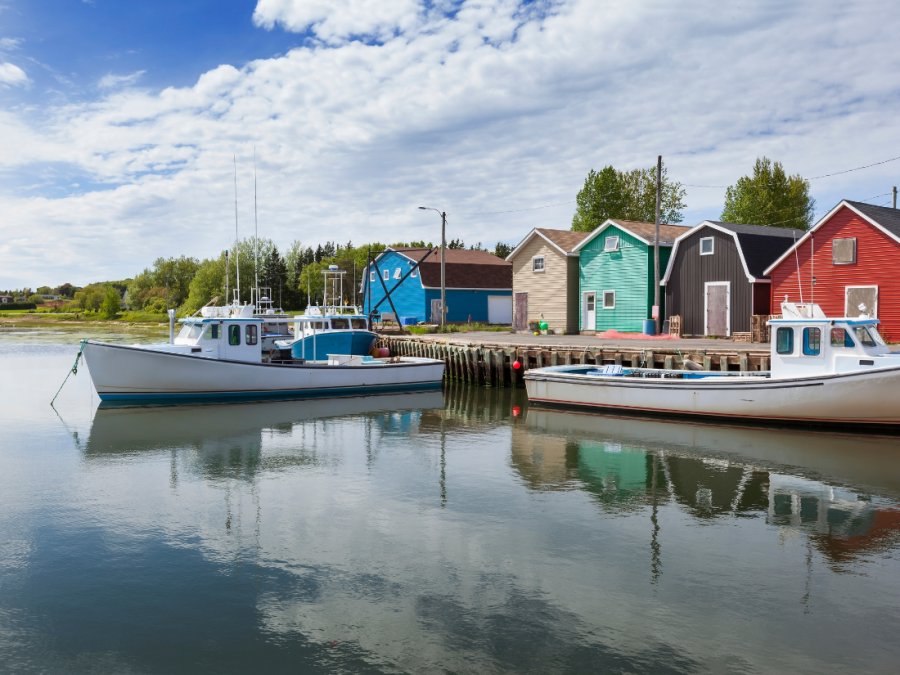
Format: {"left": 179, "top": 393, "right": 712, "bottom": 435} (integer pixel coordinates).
{"left": 1, "top": 328, "right": 899, "bottom": 674}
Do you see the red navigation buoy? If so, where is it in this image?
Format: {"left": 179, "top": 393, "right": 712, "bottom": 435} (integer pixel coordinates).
{"left": 513, "top": 360, "right": 521, "bottom": 369}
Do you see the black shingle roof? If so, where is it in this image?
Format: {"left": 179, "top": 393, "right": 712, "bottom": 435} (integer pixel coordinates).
{"left": 707, "top": 221, "right": 805, "bottom": 279}
{"left": 843, "top": 201, "right": 900, "bottom": 238}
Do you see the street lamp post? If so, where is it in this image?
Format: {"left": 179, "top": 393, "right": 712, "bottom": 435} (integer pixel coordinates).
{"left": 418, "top": 207, "right": 447, "bottom": 328}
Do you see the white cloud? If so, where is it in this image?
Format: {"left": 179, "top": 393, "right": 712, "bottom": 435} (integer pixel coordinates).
{"left": 253, "top": 0, "right": 424, "bottom": 42}
{"left": 2, "top": 0, "right": 900, "bottom": 287}
{"left": 0, "top": 62, "right": 27, "bottom": 86}
{"left": 98, "top": 69, "right": 146, "bottom": 89}
{"left": 0, "top": 37, "right": 23, "bottom": 51}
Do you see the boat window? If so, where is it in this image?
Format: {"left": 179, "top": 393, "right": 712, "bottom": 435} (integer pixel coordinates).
{"left": 776, "top": 327, "right": 794, "bottom": 354}
{"left": 331, "top": 318, "right": 350, "bottom": 330}
{"left": 187, "top": 324, "right": 204, "bottom": 340}
{"left": 802, "top": 327, "right": 821, "bottom": 355}
{"left": 246, "top": 324, "right": 258, "bottom": 345}
{"left": 854, "top": 326, "right": 877, "bottom": 348}
{"left": 830, "top": 327, "right": 855, "bottom": 348}
{"left": 228, "top": 325, "right": 241, "bottom": 345}
{"left": 177, "top": 324, "right": 193, "bottom": 339}
{"left": 351, "top": 318, "right": 367, "bottom": 329}
{"left": 205, "top": 324, "right": 220, "bottom": 339}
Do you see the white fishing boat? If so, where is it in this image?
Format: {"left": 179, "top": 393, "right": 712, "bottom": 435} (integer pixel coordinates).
{"left": 80, "top": 304, "right": 442, "bottom": 402}
{"left": 525, "top": 301, "right": 900, "bottom": 429}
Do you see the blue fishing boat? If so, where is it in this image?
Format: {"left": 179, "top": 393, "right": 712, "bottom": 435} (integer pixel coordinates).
{"left": 279, "top": 310, "right": 377, "bottom": 362}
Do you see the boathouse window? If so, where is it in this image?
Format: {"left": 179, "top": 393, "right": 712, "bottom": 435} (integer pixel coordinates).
{"left": 604, "top": 236, "right": 619, "bottom": 252}
{"left": 246, "top": 324, "right": 258, "bottom": 346}
{"left": 830, "top": 327, "right": 855, "bottom": 348}
{"left": 393, "top": 268, "right": 402, "bottom": 279}
{"left": 351, "top": 318, "right": 367, "bottom": 329}
{"left": 603, "top": 290, "right": 616, "bottom": 309}
{"left": 700, "top": 237, "right": 714, "bottom": 255}
{"left": 776, "top": 327, "right": 794, "bottom": 354}
{"left": 802, "top": 327, "right": 821, "bottom": 355}
{"left": 410, "top": 268, "right": 418, "bottom": 278}
{"left": 228, "top": 325, "right": 241, "bottom": 346}
{"left": 383, "top": 270, "right": 390, "bottom": 281}
{"left": 205, "top": 324, "right": 219, "bottom": 339}
{"left": 532, "top": 256, "right": 545, "bottom": 272}
{"left": 370, "top": 271, "right": 376, "bottom": 282}
{"left": 833, "top": 238, "right": 856, "bottom": 265}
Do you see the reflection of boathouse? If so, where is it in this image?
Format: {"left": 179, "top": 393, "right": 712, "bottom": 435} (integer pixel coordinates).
{"left": 513, "top": 414, "right": 900, "bottom": 566}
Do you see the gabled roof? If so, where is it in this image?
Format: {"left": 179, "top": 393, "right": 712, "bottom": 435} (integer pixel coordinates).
{"left": 372, "top": 247, "right": 512, "bottom": 290}
{"left": 661, "top": 220, "right": 805, "bottom": 285}
{"left": 572, "top": 219, "right": 691, "bottom": 252}
{"left": 762, "top": 200, "right": 900, "bottom": 276}
{"left": 506, "top": 228, "right": 588, "bottom": 260}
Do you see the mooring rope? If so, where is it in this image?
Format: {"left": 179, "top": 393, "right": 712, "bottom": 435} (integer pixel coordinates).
{"left": 50, "top": 338, "right": 88, "bottom": 407}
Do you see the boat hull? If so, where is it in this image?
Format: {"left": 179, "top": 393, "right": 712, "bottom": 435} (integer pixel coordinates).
{"left": 83, "top": 341, "right": 443, "bottom": 402}
{"left": 525, "top": 366, "right": 900, "bottom": 428}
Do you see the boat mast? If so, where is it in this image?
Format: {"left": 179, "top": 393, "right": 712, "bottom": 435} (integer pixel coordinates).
{"left": 234, "top": 155, "right": 240, "bottom": 305}
{"left": 254, "top": 147, "right": 259, "bottom": 307}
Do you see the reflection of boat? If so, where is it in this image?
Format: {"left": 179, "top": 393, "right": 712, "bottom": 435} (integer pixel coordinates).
{"left": 524, "top": 407, "right": 900, "bottom": 496}
{"left": 86, "top": 390, "right": 445, "bottom": 456}
{"left": 525, "top": 302, "right": 900, "bottom": 429}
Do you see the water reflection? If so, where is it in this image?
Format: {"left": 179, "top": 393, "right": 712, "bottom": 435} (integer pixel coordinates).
{"left": 521, "top": 408, "right": 900, "bottom": 572}
{"left": 5, "top": 346, "right": 900, "bottom": 674}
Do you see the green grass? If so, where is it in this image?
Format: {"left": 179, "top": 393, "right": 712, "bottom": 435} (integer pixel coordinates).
{"left": 404, "top": 323, "right": 511, "bottom": 335}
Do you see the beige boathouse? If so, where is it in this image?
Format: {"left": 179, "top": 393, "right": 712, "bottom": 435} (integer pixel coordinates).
{"left": 506, "top": 228, "right": 588, "bottom": 334}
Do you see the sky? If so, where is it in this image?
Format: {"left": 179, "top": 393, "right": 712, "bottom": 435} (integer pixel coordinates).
{"left": 2, "top": 0, "right": 900, "bottom": 288}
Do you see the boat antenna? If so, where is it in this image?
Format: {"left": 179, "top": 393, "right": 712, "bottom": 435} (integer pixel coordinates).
{"left": 254, "top": 146, "right": 259, "bottom": 306}
{"left": 793, "top": 231, "right": 804, "bottom": 304}
{"left": 234, "top": 155, "right": 240, "bottom": 304}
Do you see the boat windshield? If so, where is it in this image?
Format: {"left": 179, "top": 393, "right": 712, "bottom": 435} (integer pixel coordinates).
{"left": 177, "top": 324, "right": 205, "bottom": 341}
{"left": 331, "top": 318, "right": 349, "bottom": 330}
{"left": 830, "top": 327, "right": 855, "bottom": 348}
{"left": 854, "top": 325, "right": 881, "bottom": 348}
{"left": 351, "top": 318, "right": 367, "bottom": 329}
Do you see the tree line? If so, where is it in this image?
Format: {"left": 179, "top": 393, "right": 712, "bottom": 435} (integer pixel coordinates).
{"left": 571, "top": 156, "right": 816, "bottom": 232}
{"left": 123, "top": 239, "right": 514, "bottom": 315}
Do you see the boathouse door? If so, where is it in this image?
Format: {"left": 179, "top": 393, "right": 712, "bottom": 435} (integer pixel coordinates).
{"left": 430, "top": 299, "right": 443, "bottom": 324}
{"left": 514, "top": 292, "right": 528, "bottom": 332}
{"left": 583, "top": 292, "right": 596, "bottom": 331}
{"left": 705, "top": 282, "right": 730, "bottom": 336}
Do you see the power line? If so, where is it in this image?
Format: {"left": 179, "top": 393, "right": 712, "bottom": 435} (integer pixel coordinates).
{"left": 683, "top": 154, "right": 900, "bottom": 188}
{"left": 453, "top": 200, "right": 576, "bottom": 216}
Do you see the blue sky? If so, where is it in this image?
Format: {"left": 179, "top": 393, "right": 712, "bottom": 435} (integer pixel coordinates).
{"left": 2, "top": 0, "right": 900, "bottom": 287}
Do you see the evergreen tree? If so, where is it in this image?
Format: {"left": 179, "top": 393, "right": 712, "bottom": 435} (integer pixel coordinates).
{"left": 494, "top": 242, "right": 513, "bottom": 259}
{"left": 314, "top": 245, "right": 325, "bottom": 263}
{"left": 720, "top": 157, "right": 815, "bottom": 230}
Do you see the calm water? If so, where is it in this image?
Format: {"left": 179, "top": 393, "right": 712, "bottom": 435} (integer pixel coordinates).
{"left": 2, "top": 329, "right": 899, "bottom": 674}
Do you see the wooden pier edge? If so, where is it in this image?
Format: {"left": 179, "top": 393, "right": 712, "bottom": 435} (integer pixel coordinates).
{"left": 376, "top": 336, "right": 770, "bottom": 388}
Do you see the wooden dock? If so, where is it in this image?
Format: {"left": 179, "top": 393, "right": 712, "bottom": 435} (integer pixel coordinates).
{"left": 377, "top": 334, "right": 770, "bottom": 388}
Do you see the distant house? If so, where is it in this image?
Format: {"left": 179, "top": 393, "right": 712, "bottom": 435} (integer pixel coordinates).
{"left": 764, "top": 201, "right": 900, "bottom": 341}
{"left": 662, "top": 221, "right": 803, "bottom": 337}
{"left": 574, "top": 219, "right": 691, "bottom": 333}
{"left": 506, "top": 228, "right": 587, "bottom": 333}
{"left": 362, "top": 247, "right": 513, "bottom": 324}
{"left": 40, "top": 294, "right": 60, "bottom": 300}
{"left": 0, "top": 295, "right": 12, "bottom": 304}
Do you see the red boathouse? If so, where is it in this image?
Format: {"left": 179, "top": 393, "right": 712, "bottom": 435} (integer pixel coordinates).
{"left": 764, "top": 201, "right": 900, "bottom": 341}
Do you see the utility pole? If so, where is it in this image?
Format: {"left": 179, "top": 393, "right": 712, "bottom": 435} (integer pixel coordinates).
{"left": 654, "top": 156, "right": 661, "bottom": 335}
{"left": 893, "top": 186, "right": 897, "bottom": 209}
{"left": 441, "top": 211, "right": 447, "bottom": 328}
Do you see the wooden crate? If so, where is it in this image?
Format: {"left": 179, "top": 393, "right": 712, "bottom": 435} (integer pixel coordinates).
{"left": 668, "top": 315, "right": 682, "bottom": 338}
{"left": 733, "top": 332, "right": 751, "bottom": 343}
{"left": 751, "top": 315, "right": 773, "bottom": 343}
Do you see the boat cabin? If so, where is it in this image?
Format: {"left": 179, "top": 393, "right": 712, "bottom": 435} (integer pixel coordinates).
{"left": 768, "top": 302, "right": 897, "bottom": 378}
{"left": 173, "top": 318, "right": 264, "bottom": 362}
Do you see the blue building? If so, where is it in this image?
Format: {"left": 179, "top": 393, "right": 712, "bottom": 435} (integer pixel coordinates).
{"left": 362, "top": 247, "right": 513, "bottom": 324}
